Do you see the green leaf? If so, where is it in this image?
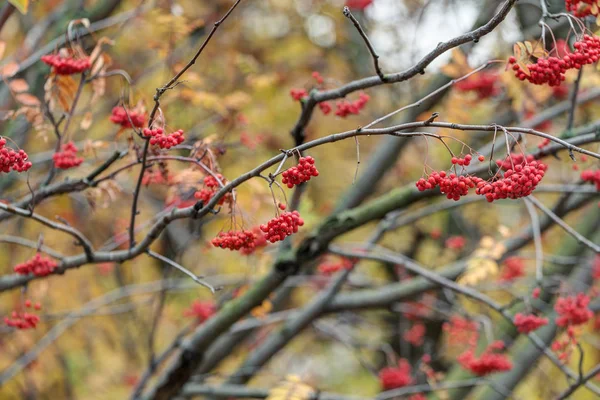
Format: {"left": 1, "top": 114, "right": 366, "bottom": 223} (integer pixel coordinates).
{"left": 8, "top": 0, "right": 29, "bottom": 14}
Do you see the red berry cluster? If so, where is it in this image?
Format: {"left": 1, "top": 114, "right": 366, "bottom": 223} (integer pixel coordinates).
{"left": 345, "top": 0, "right": 373, "bottom": 10}
{"left": 317, "top": 257, "right": 353, "bottom": 275}
{"left": 458, "top": 341, "right": 512, "bottom": 376}
{"left": 496, "top": 153, "right": 535, "bottom": 171}
{"left": 416, "top": 171, "right": 479, "bottom": 201}
{"left": 240, "top": 227, "right": 268, "bottom": 255}
{"left": 318, "top": 101, "right": 332, "bottom": 115}
{"left": 5, "top": 306, "right": 41, "bottom": 330}
{"left": 475, "top": 161, "right": 547, "bottom": 202}
{"left": 183, "top": 300, "right": 216, "bottom": 324}
{"left": 53, "top": 141, "right": 83, "bottom": 169}
{"left": 555, "top": 293, "right": 593, "bottom": 327}
{"left": 211, "top": 229, "right": 257, "bottom": 251}
{"left": 455, "top": 71, "right": 500, "bottom": 99}
{"left": 290, "top": 88, "right": 308, "bottom": 101}
{"left": 281, "top": 156, "right": 319, "bottom": 188}
{"left": 259, "top": 211, "right": 304, "bottom": 243}
{"left": 403, "top": 323, "right": 426, "bottom": 346}
{"left": 451, "top": 154, "right": 475, "bottom": 166}
{"left": 565, "top": 0, "right": 600, "bottom": 17}
{"left": 142, "top": 128, "right": 185, "bottom": 149}
{"left": 499, "top": 256, "right": 526, "bottom": 282}
{"left": 14, "top": 253, "right": 58, "bottom": 276}
{"left": 335, "top": 92, "right": 370, "bottom": 117}
{"left": 443, "top": 316, "right": 479, "bottom": 348}
{"left": 513, "top": 313, "right": 548, "bottom": 333}
{"left": 41, "top": 54, "right": 91, "bottom": 75}
{"left": 312, "top": 71, "right": 324, "bottom": 84}
{"left": 194, "top": 174, "right": 232, "bottom": 206}
{"left": 509, "top": 35, "right": 600, "bottom": 86}
{"left": 110, "top": 106, "right": 147, "bottom": 129}
{"left": 581, "top": 169, "right": 600, "bottom": 190}
{"left": 378, "top": 359, "right": 414, "bottom": 390}
{"left": 0, "top": 137, "right": 32, "bottom": 173}
{"left": 445, "top": 235, "right": 466, "bottom": 250}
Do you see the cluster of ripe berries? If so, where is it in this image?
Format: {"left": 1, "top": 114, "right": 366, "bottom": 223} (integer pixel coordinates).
{"left": 317, "top": 257, "right": 353, "bottom": 275}
{"left": 194, "top": 174, "right": 232, "bottom": 206}
{"left": 14, "top": 254, "right": 58, "bottom": 277}
{"left": 5, "top": 301, "right": 42, "bottom": 330}
{"left": 110, "top": 106, "right": 147, "bottom": 129}
{"left": 41, "top": 54, "right": 91, "bottom": 75}
{"left": 451, "top": 154, "right": 485, "bottom": 166}
{"left": 565, "top": 0, "right": 600, "bottom": 17}
{"left": 335, "top": 92, "right": 370, "bottom": 117}
{"left": 378, "top": 359, "right": 414, "bottom": 390}
{"left": 513, "top": 313, "right": 548, "bottom": 333}
{"left": 211, "top": 229, "right": 257, "bottom": 251}
{"left": 240, "top": 227, "right": 267, "bottom": 255}
{"left": 142, "top": 128, "right": 185, "bottom": 149}
{"left": 281, "top": 156, "right": 319, "bottom": 188}
{"left": 581, "top": 169, "right": 600, "bottom": 190}
{"left": 1, "top": 137, "right": 32, "bottom": 173}
{"left": 457, "top": 341, "right": 512, "bottom": 376}
{"left": 52, "top": 141, "right": 83, "bottom": 169}
{"left": 555, "top": 293, "right": 593, "bottom": 327}
{"left": 499, "top": 256, "right": 526, "bottom": 281}
{"left": 416, "top": 154, "right": 547, "bottom": 203}
{"left": 260, "top": 210, "right": 304, "bottom": 243}
{"left": 475, "top": 160, "right": 547, "bottom": 202}
{"left": 183, "top": 300, "right": 216, "bottom": 324}
{"left": 416, "top": 171, "right": 479, "bottom": 201}
{"left": 509, "top": 35, "right": 600, "bottom": 87}
{"left": 455, "top": 71, "right": 500, "bottom": 99}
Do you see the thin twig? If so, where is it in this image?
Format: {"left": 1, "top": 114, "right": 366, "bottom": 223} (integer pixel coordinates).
{"left": 343, "top": 7, "right": 386, "bottom": 81}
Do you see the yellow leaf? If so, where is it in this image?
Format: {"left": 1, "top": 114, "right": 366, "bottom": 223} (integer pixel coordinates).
{"left": 451, "top": 48, "right": 468, "bottom": 69}
{"left": 80, "top": 112, "right": 93, "bottom": 130}
{"left": 524, "top": 41, "right": 534, "bottom": 55}
{"left": 266, "top": 375, "right": 315, "bottom": 400}
{"left": 440, "top": 63, "right": 462, "bottom": 79}
{"left": 457, "top": 236, "right": 504, "bottom": 286}
{"left": 8, "top": 0, "right": 28, "bottom": 14}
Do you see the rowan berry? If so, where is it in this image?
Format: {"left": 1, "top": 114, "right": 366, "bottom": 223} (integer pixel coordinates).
{"left": 455, "top": 71, "right": 500, "bottom": 99}
{"left": 0, "top": 137, "right": 32, "bottom": 173}
{"left": 458, "top": 342, "right": 512, "bottom": 376}
{"left": 514, "top": 313, "right": 548, "bottom": 333}
{"left": 555, "top": 293, "right": 593, "bottom": 327}
{"left": 290, "top": 88, "right": 308, "bottom": 101}
{"left": 259, "top": 211, "right": 304, "bottom": 243}
{"left": 52, "top": 141, "right": 83, "bottom": 169}
{"left": 334, "top": 92, "right": 370, "bottom": 117}
{"left": 281, "top": 156, "right": 319, "bottom": 188}
{"left": 14, "top": 253, "right": 58, "bottom": 276}
{"left": 41, "top": 53, "right": 91, "bottom": 75}
{"left": 565, "top": 0, "right": 600, "bottom": 17}
{"left": 211, "top": 229, "right": 257, "bottom": 251}
{"left": 142, "top": 128, "right": 185, "bottom": 149}
{"left": 379, "top": 359, "right": 414, "bottom": 390}
{"left": 110, "top": 106, "right": 147, "bottom": 129}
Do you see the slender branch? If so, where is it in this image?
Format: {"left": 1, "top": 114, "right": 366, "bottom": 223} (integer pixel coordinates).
{"left": 147, "top": 250, "right": 215, "bottom": 293}
{"left": 343, "top": 7, "right": 386, "bottom": 81}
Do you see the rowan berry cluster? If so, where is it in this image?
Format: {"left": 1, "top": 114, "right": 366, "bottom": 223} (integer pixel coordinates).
{"left": 475, "top": 161, "right": 547, "bottom": 202}
{"left": 416, "top": 171, "right": 479, "bottom": 201}
{"left": 451, "top": 154, "right": 477, "bottom": 166}
{"left": 240, "top": 227, "right": 267, "bottom": 255}
{"left": 445, "top": 235, "right": 466, "bottom": 250}
{"left": 14, "top": 253, "right": 58, "bottom": 276}
{"left": 317, "top": 257, "right": 353, "bottom": 275}
{"left": 290, "top": 88, "right": 308, "bottom": 101}
{"left": 1, "top": 137, "right": 32, "bottom": 173}
{"left": 496, "top": 153, "right": 535, "bottom": 171}
{"left": 142, "top": 128, "right": 185, "bottom": 149}
{"left": 259, "top": 210, "right": 304, "bottom": 243}
{"left": 335, "top": 92, "right": 370, "bottom": 117}
{"left": 513, "top": 313, "right": 548, "bottom": 333}
{"left": 312, "top": 71, "right": 324, "bottom": 84}
{"left": 211, "top": 229, "right": 257, "bottom": 251}
{"left": 5, "top": 309, "right": 40, "bottom": 330}
{"left": 499, "top": 256, "right": 526, "bottom": 282}
{"left": 455, "top": 71, "right": 500, "bottom": 99}
{"left": 183, "top": 300, "right": 216, "bottom": 324}
{"left": 41, "top": 54, "right": 91, "bottom": 75}
{"left": 555, "top": 293, "right": 593, "bottom": 327}
{"left": 53, "top": 141, "right": 83, "bottom": 169}
{"left": 194, "top": 174, "right": 232, "bottom": 205}
{"left": 457, "top": 341, "right": 512, "bottom": 376}
{"left": 443, "top": 316, "right": 479, "bottom": 348}
{"left": 509, "top": 35, "right": 600, "bottom": 86}
{"left": 581, "top": 169, "right": 600, "bottom": 190}
{"left": 318, "top": 101, "right": 332, "bottom": 115}
{"left": 378, "top": 359, "right": 414, "bottom": 390}
{"left": 565, "top": 0, "right": 600, "bottom": 17}
{"left": 403, "top": 323, "right": 426, "bottom": 346}
{"left": 110, "top": 106, "right": 147, "bottom": 129}
{"left": 281, "top": 156, "right": 319, "bottom": 188}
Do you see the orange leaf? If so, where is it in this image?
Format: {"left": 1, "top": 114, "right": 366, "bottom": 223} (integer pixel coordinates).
{"left": 0, "top": 62, "right": 19, "bottom": 78}
{"left": 15, "top": 93, "right": 40, "bottom": 106}
{"left": 9, "top": 79, "right": 29, "bottom": 93}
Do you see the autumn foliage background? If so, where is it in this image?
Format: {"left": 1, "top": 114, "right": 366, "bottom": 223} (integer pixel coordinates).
{"left": 1, "top": 0, "right": 600, "bottom": 399}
